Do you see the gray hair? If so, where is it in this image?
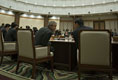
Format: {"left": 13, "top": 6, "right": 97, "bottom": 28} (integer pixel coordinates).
{"left": 48, "top": 21, "right": 57, "bottom": 27}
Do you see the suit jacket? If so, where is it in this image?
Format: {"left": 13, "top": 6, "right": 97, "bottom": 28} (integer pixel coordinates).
{"left": 72, "top": 26, "right": 92, "bottom": 49}
{"left": 1, "top": 28, "right": 7, "bottom": 39}
{"left": 35, "top": 27, "right": 53, "bottom": 46}
{"left": 5, "top": 28, "right": 17, "bottom": 41}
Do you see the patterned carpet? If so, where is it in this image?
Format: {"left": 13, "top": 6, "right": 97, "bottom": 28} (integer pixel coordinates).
{"left": 0, "top": 62, "right": 78, "bottom": 80}
{"left": 0, "top": 59, "right": 117, "bottom": 80}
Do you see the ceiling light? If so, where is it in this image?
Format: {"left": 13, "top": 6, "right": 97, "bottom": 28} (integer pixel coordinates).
{"left": 7, "top": 11, "right": 14, "bottom": 15}
{"left": 29, "top": 15, "right": 35, "bottom": 18}
{"left": 36, "top": 15, "right": 43, "bottom": 18}
{"left": 0, "top": 10, "right": 6, "bottom": 13}
{"left": 50, "top": 16, "right": 57, "bottom": 19}
{"left": 21, "top": 14, "right": 28, "bottom": 17}
{"left": 44, "top": 4, "right": 47, "bottom": 6}
{"left": 53, "top": 4, "right": 56, "bottom": 7}
{"left": 62, "top": 4, "right": 65, "bottom": 7}
{"left": 34, "top": 3, "right": 37, "bottom": 5}
{"left": 72, "top": 4, "right": 75, "bottom": 7}
{"left": 82, "top": 4, "right": 85, "bottom": 6}
{"left": 93, "top": 11, "right": 96, "bottom": 13}
{"left": 92, "top": 2, "right": 95, "bottom": 5}
{"left": 50, "top": 16, "right": 60, "bottom": 19}
{"left": 102, "top": 1, "right": 106, "bottom": 4}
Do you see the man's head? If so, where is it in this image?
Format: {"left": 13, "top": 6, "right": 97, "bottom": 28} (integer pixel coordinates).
{"left": 4, "top": 24, "right": 10, "bottom": 31}
{"left": 11, "top": 22, "right": 18, "bottom": 29}
{"left": 4, "top": 24, "right": 10, "bottom": 28}
{"left": 1, "top": 23, "right": 5, "bottom": 26}
{"left": 48, "top": 21, "right": 57, "bottom": 32}
{"left": 74, "top": 18, "right": 84, "bottom": 29}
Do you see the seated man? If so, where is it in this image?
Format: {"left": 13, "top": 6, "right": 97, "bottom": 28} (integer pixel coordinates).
{"left": 35, "top": 21, "right": 57, "bottom": 68}
{"left": 1, "top": 24, "right": 10, "bottom": 39}
{"left": 35, "top": 21, "right": 57, "bottom": 52}
{"left": 5, "top": 22, "right": 18, "bottom": 61}
{"left": 72, "top": 18, "right": 92, "bottom": 62}
{"left": 5, "top": 22, "right": 18, "bottom": 41}
{"left": 72, "top": 18, "right": 92, "bottom": 49}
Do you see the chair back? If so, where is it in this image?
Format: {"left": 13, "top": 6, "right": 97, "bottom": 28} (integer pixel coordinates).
{"left": 17, "top": 29, "right": 35, "bottom": 58}
{"left": 79, "top": 30, "right": 111, "bottom": 66}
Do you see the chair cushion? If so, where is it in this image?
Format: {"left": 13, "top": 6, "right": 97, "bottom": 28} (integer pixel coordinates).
{"left": 35, "top": 47, "right": 48, "bottom": 58}
{"left": 3, "top": 42, "right": 16, "bottom": 51}
{"left": 35, "top": 47, "right": 54, "bottom": 59}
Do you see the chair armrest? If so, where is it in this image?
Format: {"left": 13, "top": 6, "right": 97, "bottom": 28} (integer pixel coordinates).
{"left": 35, "top": 45, "right": 51, "bottom": 56}
{"left": 35, "top": 46, "right": 49, "bottom": 58}
{"left": 35, "top": 45, "right": 44, "bottom": 48}
{"left": 4, "top": 41, "right": 16, "bottom": 43}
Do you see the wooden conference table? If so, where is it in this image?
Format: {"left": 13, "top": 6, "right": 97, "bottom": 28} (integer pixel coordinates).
{"left": 112, "top": 41, "right": 118, "bottom": 71}
{"left": 50, "top": 39, "right": 77, "bottom": 70}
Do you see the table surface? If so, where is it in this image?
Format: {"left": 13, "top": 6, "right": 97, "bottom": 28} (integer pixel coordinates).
{"left": 50, "top": 39, "right": 75, "bottom": 43}
{"left": 51, "top": 39, "right": 118, "bottom": 44}
{"left": 112, "top": 41, "right": 118, "bottom": 44}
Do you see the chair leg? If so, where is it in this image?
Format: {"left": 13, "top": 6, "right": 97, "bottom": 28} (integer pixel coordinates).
{"left": 109, "top": 71, "right": 112, "bottom": 80}
{"left": 78, "top": 65, "right": 81, "bottom": 80}
{"left": 0, "top": 56, "right": 4, "bottom": 65}
{"left": 78, "top": 71, "right": 81, "bottom": 80}
{"left": 16, "top": 61, "right": 20, "bottom": 74}
{"left": 50, "top": 58, "right": 53, "bottom": 72}
{"left": 32, "top": 62, "right": 36, "bottom": 79}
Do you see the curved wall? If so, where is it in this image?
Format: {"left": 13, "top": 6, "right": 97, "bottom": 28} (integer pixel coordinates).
{"left": 0, "top": 13, "right": 117, "bottom": 33}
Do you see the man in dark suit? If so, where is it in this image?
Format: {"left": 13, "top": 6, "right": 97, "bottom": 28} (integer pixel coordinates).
{"left": 5, "top": 22, "right": 18, "bottom": 41}
{"left": 4, "top": 22, "right": 18, "bottom": 61}
{"left": 0, "top": 23, "right": 5, "bottom": 29}
{"left": 1, "top": 24, "right": 10, "bottom": 39}
{"left": 72, "top": 18, "right": 92, "bottom": 49}
{"left": 35, "top": 21, "right": 57, "bottom": 68}
{"left": 35, "top": 21, "right": 57, "bottom": 47}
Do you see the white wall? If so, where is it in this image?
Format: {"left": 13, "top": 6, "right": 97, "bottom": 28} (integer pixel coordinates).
{"left": 59, "top": 14, "right": 118, "bottom": 33}
{"left": 84, "top": 21, "right": 93, "bottom": 28}
{"left": 19, "top": 17, "right": 44, "bottom": 29}
{"left": 60, "top": 17, "right": 73, "bottom": 33}
{"left": 105, "top": 20, "right": 118, "bottom": 32}
{"left": 0, "top": 13, "right": 14, "bottom": 25}
{"left": 82, "top": 14, "right": 118, "bottom": 32}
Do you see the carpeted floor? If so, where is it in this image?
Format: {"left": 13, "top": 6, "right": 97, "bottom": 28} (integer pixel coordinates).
{"left": 0, "top": 57, "right": 118, "bottom": 80}
{"left": 0, "top": 62, "right": 112, "bottom": 80}
{"left": 0, "top": 62, "right": 78, "bottom": 80}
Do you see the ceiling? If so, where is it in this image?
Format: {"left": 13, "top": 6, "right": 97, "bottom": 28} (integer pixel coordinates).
{"left": 0, "top": 0, "right": 118, "bottom": 15}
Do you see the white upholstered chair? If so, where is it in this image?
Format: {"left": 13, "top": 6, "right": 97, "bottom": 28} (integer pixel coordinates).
{"left": 0, "top": 31, "right": 17, "bottom": 65}
{"left": 16, "top": 29, "right": 53, "bottom": 79}
{"left": 78, "top": 30, "right": 112, "bottom": 80}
